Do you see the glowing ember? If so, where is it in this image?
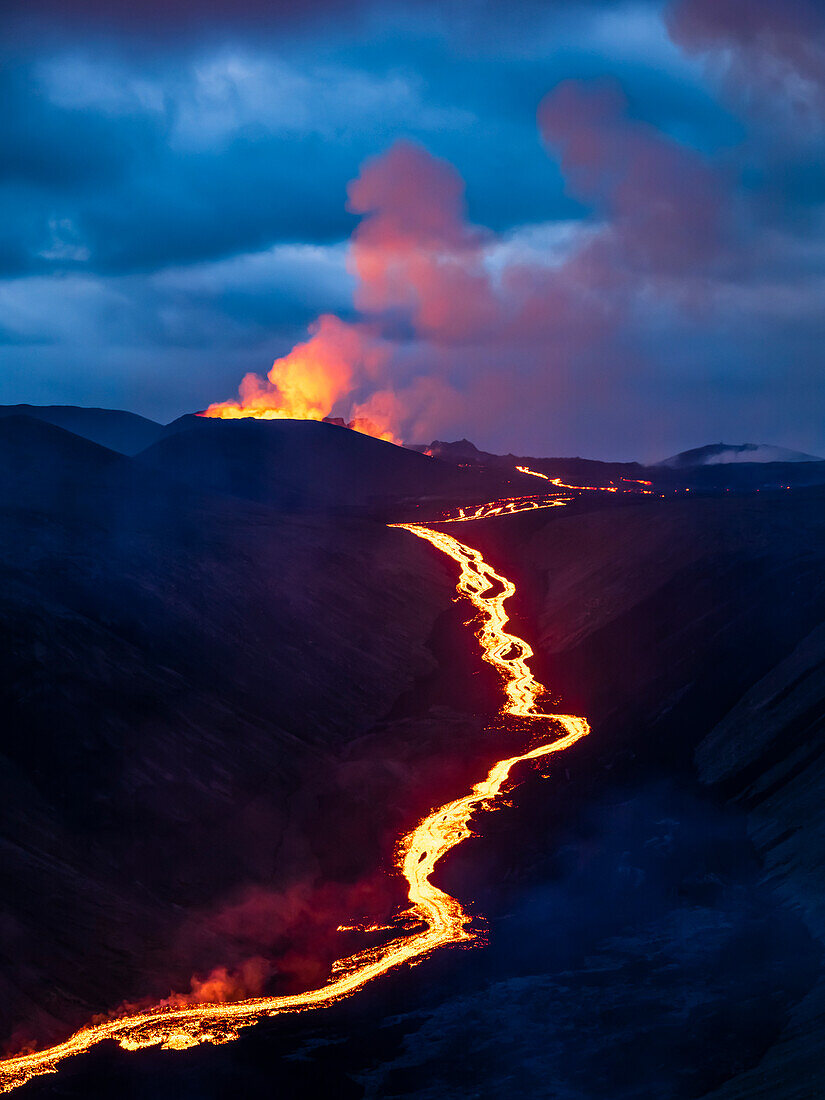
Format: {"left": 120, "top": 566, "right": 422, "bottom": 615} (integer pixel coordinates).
{"left": 0, "top": 496, "right": 590, "bottom": 1094}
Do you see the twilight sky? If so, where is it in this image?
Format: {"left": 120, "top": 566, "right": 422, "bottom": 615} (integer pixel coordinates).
{"left": 1, "top": 0, "right": 824, "bottom": 460}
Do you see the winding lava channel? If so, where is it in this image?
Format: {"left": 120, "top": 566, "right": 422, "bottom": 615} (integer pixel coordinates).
{"left": 0, "top": 495, "right": 589, "bottom": 1093}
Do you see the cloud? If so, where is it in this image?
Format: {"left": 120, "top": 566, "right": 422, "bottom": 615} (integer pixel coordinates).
{"left": 537, "top": 78, "right": 729, "bottom": 279}
{"left": 167, "top": 875, "right": 400, "bottom": 1002}
{"left": 5, "top": 0, "right": 355, "bottom": 40}
{"left": 205, "top": 93, "right": 735, "bottom": 444}
{"left": 347, "top": 141, "right": 499, "bottom": 343}
{"left": 667, "top": 0, "right": 825, "bottom": 129}
{"left": 1, "top": 3, "right": 824, "bottom": 458}
{"left": 0, "top": 47, "right": 486, "bottom": 280}
{"left": 37, "top": 52, "right": 475, "bottom": 151}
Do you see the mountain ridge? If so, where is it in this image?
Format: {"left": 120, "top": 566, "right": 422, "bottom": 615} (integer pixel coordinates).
{"left": 659, "top": 442, "right": 824, "bottom": 467}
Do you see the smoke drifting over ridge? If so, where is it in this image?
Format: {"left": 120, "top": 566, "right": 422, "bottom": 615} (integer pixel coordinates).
{"left": 203, "top": 81, "right": 728, "bottom": 444}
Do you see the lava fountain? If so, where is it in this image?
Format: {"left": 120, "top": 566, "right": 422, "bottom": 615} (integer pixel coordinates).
{"left": 199, "top": 314, "right": 400, "bottom": 444}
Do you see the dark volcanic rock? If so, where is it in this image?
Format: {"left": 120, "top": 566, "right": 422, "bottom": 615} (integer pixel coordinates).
{"left": 4, "top": 418, "right": 825, "bottom": 1100}
{"left": 140, "top": 415, "right": 527, "bottom": 514}
{"left": 0, "top": 415, "right": 460, "bottom": 1044}
{"left": 693, "top": 625, "right": 825, "bottom": 1099}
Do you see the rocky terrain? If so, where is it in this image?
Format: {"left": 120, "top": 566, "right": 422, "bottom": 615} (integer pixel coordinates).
{"left": 2, "top": 408, "right": 824, "bottom": 1098}
{"left": 0, "top": 415, "right": 467, "bottom": 1048}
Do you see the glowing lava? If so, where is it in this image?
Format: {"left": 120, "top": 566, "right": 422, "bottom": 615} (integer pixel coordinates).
{"left": 515, "top": 464, "right": 551, "bottom": 480}
{"left": 548, "top": 475, "right": 653, "bottom": 495}
{"left": 440, "top": 494, "right": 572, "bottom": 522}
{"left": 0, "top": 502, "right": 589, "bottom": 1094}
{"left": 516, "top": 465, "right": 654, "bottom": 495}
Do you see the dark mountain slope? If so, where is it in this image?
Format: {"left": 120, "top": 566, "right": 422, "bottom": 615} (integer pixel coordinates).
{"left": 0, "top": 416, "right": 458, "bottom": 1045}
{"left": 5, "top": 420, "right": 825, "bottom": 1098}
{"left": 695, "top": 624, "right": 825, "bottom": 1100}
{"left": 142, "top": 416, "right": 527, "bottom": 513}
{"left": 0, "top": 414, "right": 126, "bottom": 496}
{"left": 0, "top": 405, "right": 164, "bottom": 455}
{"left": 420, "top": 437, "right": 825, "bottom": 492}
{"left": 338, "top": 490, "right": 825, "bottom": 1100}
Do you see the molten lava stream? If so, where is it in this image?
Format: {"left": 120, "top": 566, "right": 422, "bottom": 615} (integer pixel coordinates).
{"left": 0, "top": 512, "right": 589, "bottom": 1095}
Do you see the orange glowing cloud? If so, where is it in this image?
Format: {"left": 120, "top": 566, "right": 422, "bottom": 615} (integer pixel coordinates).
{"left": 347, "top": 141, "right": 497, "bottom": 342}
{"left": 164, "top": 957, "right": 273, "bottom": 1008}
{"left": 201, "top": 100, "right": 728, "bottom": 451}
{"left": 201, "top": 314, "right": 400, "bottom": 442}
{"left": 199, "top": 142, "right": 488, "bottom": 446}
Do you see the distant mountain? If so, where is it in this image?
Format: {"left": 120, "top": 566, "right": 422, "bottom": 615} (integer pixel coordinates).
{"left": 410, "top": 439, "right": 491, "bottom": 462}
{"left": 413, "top": 437, "right": 650, "bottom": 488}
{"left": 0, "top": 410, "right": 456, "bottom": 1044}
{"left": 0, "top": 404, "right": 164, "bottom": 455}
{"left": 0, "top": 414, "right": 127, "bottom": 509}
{"left": 415, "top": 437, "right": 825, "bottom": 492}
{"left": 659, "top": 442, "right": 823, "bottom": 468}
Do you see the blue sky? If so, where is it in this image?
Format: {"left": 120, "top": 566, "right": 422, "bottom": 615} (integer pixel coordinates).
{"left": 1, "top": 0, "right": 824, "bottom": 459}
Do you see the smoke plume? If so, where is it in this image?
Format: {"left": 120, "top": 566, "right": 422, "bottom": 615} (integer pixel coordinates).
{"left": 203, "top": 81, "right": 728, "bottom": 446}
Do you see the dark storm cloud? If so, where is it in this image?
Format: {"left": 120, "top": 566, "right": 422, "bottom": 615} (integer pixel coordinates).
{"left": 0, "top": 59, "right": 362, "bottom": 276}
{"left": 0, "top": 20, "right": 737, "bottom": 279}
{"left": 0, "top": 0, "right": 823, "bottom": 455}
{"left": 668, "top": 0, "right": 825, "bottom": 121}
{"left": 3, "top": 0, "right": 354, "bottom": 40}
{"left": 4, "top": 0, "right": 608, "bottom": 35}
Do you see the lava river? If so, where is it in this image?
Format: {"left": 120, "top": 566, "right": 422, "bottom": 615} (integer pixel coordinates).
{"left": 0, "top": 496, "right": 589, "bottom": 1093}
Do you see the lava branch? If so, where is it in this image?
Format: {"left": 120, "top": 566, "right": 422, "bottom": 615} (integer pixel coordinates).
{"left": 0, "top": 512, "right": 589, "bottom": 1095}
{"left": 439, "top": 494, "right": 572, "bottom": 522}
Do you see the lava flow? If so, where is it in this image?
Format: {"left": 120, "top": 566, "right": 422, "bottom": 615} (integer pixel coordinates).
{"left": 440, "top": 494, "right": 572, "bottom": 522}
{"left": 0, "top": 504, "right": 589, "bottom": 1094}
{"left": 516, "top": 465, "right": 653, "bottom": 495}
{"left": 515, "top": 464, "right": 551, "bottom": 480}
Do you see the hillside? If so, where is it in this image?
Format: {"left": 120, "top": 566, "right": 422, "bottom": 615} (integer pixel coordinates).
{"left": 0, "top": 416, "right": 461, "bottom": 1046}
{"left": 2, "top": 419, "right": 825, "bottom": 1098}
{"left": 0, "top": 405, "right": 164, "bottom": 455}
{"left": 140, "top": 415, "right": 526, "bottom": 513}
{"left": 417, "top": 437, "right": 825, "bottom": 492}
